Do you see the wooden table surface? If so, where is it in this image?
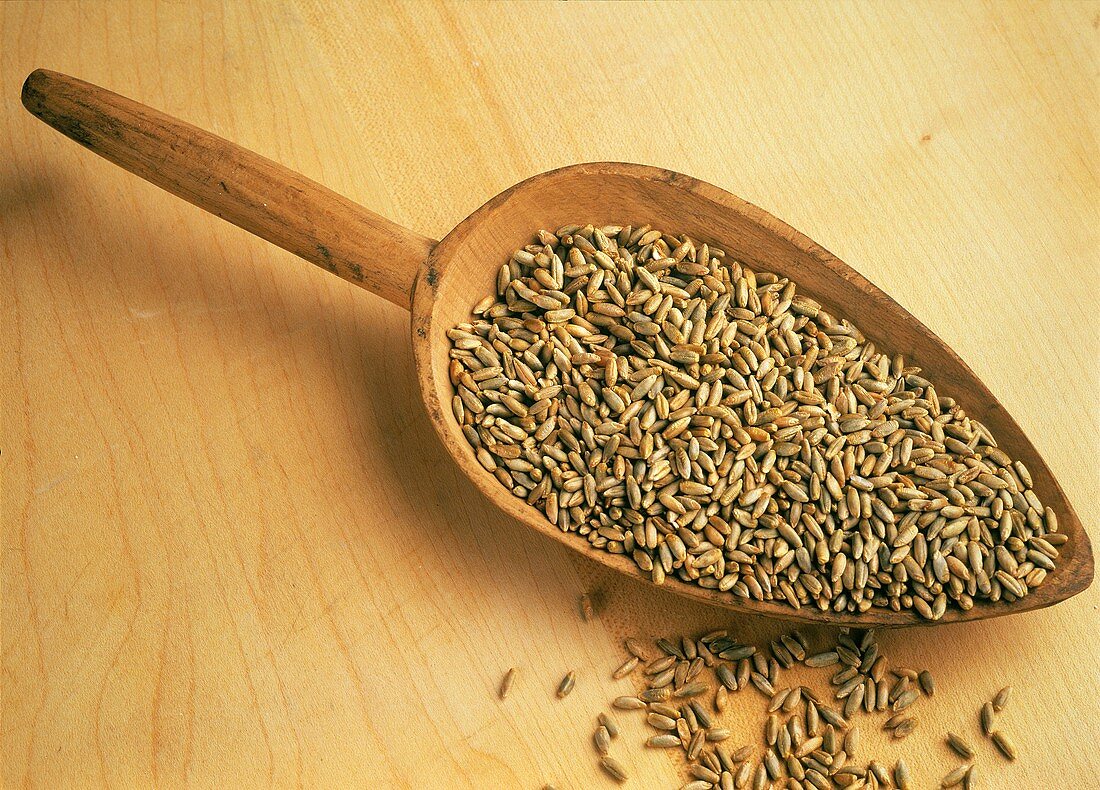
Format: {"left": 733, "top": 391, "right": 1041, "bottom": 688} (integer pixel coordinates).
{"left": 3, "top": 2, "right": 1098, "bottom": 787}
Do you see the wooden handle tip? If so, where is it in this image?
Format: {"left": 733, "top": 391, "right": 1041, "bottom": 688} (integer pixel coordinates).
{"left": 21, "top": 69, "right": 63, "bottom": 117}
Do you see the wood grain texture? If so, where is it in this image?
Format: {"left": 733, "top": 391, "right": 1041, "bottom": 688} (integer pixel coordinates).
{"left": 3, "top": 1, "right": 1098, "bottom": 787}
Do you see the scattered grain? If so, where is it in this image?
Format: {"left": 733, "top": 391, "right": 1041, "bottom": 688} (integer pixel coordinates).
{"left": 946, "top": 732, "right": 974, "bottom": 759}
{"left": 613, "top": 656, "right": 640, "bottom": 679}
{"left": 594, "top": 725, "right": 611, "bottom": 755}
{"left": 941, "top": 764, "right": 971, "bottom": 787}
{"left": 991, "top": 730, "right": 1017, "bottom": 761}
{"left": 894, "top": 758, "right": 912, "bottom": 790}
{"left": 556, "top": 670, "right": 575, "bottom": 699}
{"left": 499, "top": 667, "right": 517, "bottom": 700}
{"left": 579, "top": 593, "right": 595, "bottom": 621}
{"left": 599, "top": 755, "right": 628, "bottom": 783}
{"left": 980, "top": 702, "right": 995, "bottom": 736}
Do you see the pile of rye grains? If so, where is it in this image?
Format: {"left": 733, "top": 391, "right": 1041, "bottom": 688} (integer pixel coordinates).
{"left": 513, "top": 625, "right": 1023, "bottom": 789}
{"left": 447, "top": 224, "right": 1065, "bottom": 620}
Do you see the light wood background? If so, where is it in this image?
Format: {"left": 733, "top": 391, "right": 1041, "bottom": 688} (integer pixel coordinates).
{"left": 3, "top": 2, "right": 1098, "bottom": 788}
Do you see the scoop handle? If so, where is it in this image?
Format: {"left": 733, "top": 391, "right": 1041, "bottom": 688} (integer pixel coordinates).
{"left": 21, "top": 69, "right": 435, "bottom": 309}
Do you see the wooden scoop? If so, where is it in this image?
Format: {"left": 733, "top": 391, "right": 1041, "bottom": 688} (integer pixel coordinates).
{"left": 22, "top": 69, "right": 1092, "bottom": 627}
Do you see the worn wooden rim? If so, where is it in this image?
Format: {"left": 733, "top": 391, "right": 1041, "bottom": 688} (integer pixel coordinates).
{"left": 410, "top": 161, "right": 1093, "bottom": 627}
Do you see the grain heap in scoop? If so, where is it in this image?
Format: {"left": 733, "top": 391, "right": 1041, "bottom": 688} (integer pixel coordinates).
{"left": 446, "top": 224, "right": 1064, "bottom": 620}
